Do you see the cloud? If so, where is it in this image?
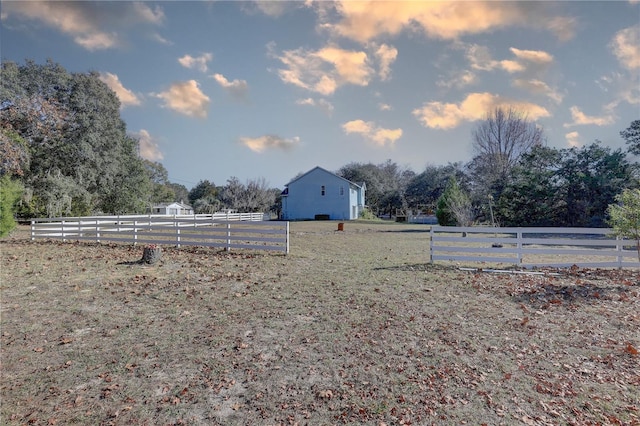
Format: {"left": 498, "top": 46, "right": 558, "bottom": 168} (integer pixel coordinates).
{"left": 99, "top": 72, "right": 141, "bottom": 108}
{"left": 509, "top": 47, "right": 553, "bottom": 64}
{"left": 326, "top": 1, "right": 574, "bottom": 42}
{"left": 466, "top": 45, "right": 553, "bottom": 74}
{"left": 439, "top": 70, "right": 478, "bottom": 89}
{"left": 239, "top": 135, "right": 300, "bottom": 153}
{"left": 412, "top": 92, "right": 550, "bottom": 130}
{"left": 610, "top": 25, "right": 640, "bottom": 70}
{"left": 1, "top": 1, "right": 164, "bottom": 50}
{"left": 132, "top": 129, "right": 163, "bottom": 161}
{"left": 565, "top": 131, "right": 581, "bottom": 148}
{"left": 378, "top": 103, "right": 392, "bottom": 111}
{"left": 154, "top": 80, "right": 210, "bottom": 118}
{"left": 564, "top": 106, "right": 615, "bottom": 127}
{"left": 512, "top": 79, "right": 563, "bottom": 104}
{"left": 374, "top": 44, "right": 398, "bottom": 80}
{"left": 269, "top": 43, "right": 373, "bottom": 95}
{"left": 342, "top": 119, "right": 403, "bottom": 146}
{"left": 151, "top": 32, "right": 173, "bottom": 46}
{"left": 597, "top": 72, "right": 640, "bottom": 106}
{"left": 178, "top": 53, "right": 213, "bottom": 73}
{"left": 296, "top": 97, "right": 334, "bottom": 115}
{"left": 212, "top": 73, "right": 249, "bottom": 99}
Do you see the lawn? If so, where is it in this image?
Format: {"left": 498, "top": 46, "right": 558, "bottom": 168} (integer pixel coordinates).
{"left": 1, "top": 221, "right": 638, "bottom": 425}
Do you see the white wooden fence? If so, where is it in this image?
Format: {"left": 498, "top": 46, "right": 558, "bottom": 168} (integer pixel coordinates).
{"left": 430, "top": 226, "right": 639, "bottom": 269}
{"left": 30, "top": 214, "right": 289, "bottom": 253}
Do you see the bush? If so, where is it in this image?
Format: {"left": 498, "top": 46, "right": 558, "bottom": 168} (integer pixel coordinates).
{"left": 0, "top": 175, "right": 23, "bottom": 237}
{"left": 359, "top": 208, "right": 379, "bottom": 221}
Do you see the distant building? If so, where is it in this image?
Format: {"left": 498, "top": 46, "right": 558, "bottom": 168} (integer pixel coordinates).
{"left": 281, "top": 166, "right": 366, "bottom": 220}
{"left": 151, "top": 202, "right": 194, "bottom": 215}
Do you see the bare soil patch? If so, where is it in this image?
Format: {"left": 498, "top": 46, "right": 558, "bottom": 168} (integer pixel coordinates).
{"left": 1, "top": 222, "right": 638, "bottom": 425}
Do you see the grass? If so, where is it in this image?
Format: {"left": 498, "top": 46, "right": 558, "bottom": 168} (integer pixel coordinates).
{"left": 1, "top": 221, "right": 639, "bottom": 425}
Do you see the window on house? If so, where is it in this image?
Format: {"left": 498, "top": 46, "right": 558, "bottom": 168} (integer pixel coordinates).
{"left": 340, "top": 186, "right": 344, "bottom": 196}
{"left": 321, "top": 185, "right": 325, "bottom": 196}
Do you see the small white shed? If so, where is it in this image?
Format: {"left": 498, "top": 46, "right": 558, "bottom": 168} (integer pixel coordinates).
{"left": 151, "top": 202, "right": 194, "bottom": 215}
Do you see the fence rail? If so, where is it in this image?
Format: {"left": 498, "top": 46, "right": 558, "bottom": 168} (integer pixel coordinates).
{"left": 430, "top": 226, "right": 639, "bottom": 269}
{"left": 31, "top": 214, "right": 289, "bottom": 253}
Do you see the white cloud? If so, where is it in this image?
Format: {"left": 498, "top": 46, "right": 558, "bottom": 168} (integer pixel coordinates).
{"left": 437, "top": 70, "right": 477, "bottom": 89}
{"left": 1, "top": 1, "right": 164, "bottom": 50}
{"left": 374, "top": 44, "right": 398, "bottom": 80}
{"left": 512, "top": 79, "right": 563, "bottom": 104}
{"left": 378, "top": 103, "right": 392, "bottom": 111}
{"left": 564, "top": 106, "right": 615, "bottom": 127}
{"left": 154, "top": 80, "right": 210, "bottom": 118}
{"left": 466, "top": 44, "right": 552, "bottom": 74}
{"left": 269, "top": 43, "right": 373, "bottom": 95}
{"left": 212, "top": 73, "right": 249, "bottom": 99}
{"left": 239, "top": 135, "right": 300, "bottom": 153}
{"left": 132, "top": 129, "right": 163, "bottom": 161}
{"left": 342, "top": 119, "right": 402, "bottom": 146}
{"left": 296, "top": 97, "right": 334, "bottom": 115}
{"left": 610, "top": 25, "right": 640, "bottom": 70}
{"left": 178, "top": 53, "right": 214, "bottom": 73}
{"left": 565, "top": 131, "right": 581, "bottom": 148}
{"left": 412, "top": 92, "right": 550, "bottom": 130}
{"left": 325, "top": 1, "right": 574, "bottom": 42}
{"left": 99, "top": 72, "right": 141, "bottom": 108}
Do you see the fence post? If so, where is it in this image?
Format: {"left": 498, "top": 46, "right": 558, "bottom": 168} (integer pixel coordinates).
{"left": 616, "top": 235, "right": 623, "bottom": 269}
{"left": 226, "top": 222, "right": 232, "bottom": 251}
{"left": 429, "top": 226, "right": 434, "bottom": 263}
{"left": 134, "top": 220, "right": 138, "bottom": 246}
{"left": 286, "top": 221, "right": 290, "bottom": 254}
{"left": 176, "top": 226, "right": 181, "bottom": 248}
{"left": 61, "top": 220, "right": 66, "bottom": 242}
{"left": 30, "top": 220, "right": 35, "bottom": 241}
{"left": 517, "top": 231, "right": 523, "bottom": 264}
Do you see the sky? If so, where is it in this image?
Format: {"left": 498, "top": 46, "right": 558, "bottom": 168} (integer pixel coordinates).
{"left": 1, "top": 1, "right": 639, "bottom": 190}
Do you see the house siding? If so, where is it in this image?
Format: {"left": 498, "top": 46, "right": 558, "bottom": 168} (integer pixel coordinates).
{"left": 282, "top": 167, "right": 364, "bottom": 220}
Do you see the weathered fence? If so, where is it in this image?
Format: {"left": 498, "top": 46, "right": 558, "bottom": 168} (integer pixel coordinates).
{"left": 430, "top": 226, "right": 639, "bottom": 269}
{"left": 31, "top": 214, "right": 289, "bottom": 253}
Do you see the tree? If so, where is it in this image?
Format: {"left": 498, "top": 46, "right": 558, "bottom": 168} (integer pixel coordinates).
{"left": 338, "top": 160, "right": 413, "bottom": 215}
{"left": 1, "top": 60, "right": 152, "bottom": 216}
{"left": 557, "top": 143, "right": 632, "bottom": 227}
{"left": 497, "top": 146, "right": 564, "bottom": 226}
{"left": 607, "top": 188, "right": 640, "bottom": 262}
{"left": 0, "top": 175, "right": 23, "bottom": 236}
{"left": 621, "top": 120, "right": 640, "bottom": 156}
{"left": 469, "top": 107, "right": 545, "bottom": 200}
{"left": 405, "top": 162, "right": 467, "bottom": 212}
{"left": 436, "top": 177, "right": 473, "bottom": 226}
{"left": 189, "top": 180, "right": 219, "bottom": 213}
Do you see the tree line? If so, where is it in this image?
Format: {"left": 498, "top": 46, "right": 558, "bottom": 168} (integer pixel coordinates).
{"left": 1, "top": 60, "right": 638, "bottom": 236}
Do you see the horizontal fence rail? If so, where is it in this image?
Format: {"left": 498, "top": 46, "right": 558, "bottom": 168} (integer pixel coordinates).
{"left": 430, "top": 226, "right": 639, "bottom": 269}
{"left": 31, "top": 214, "right": 288, "bottom": 253}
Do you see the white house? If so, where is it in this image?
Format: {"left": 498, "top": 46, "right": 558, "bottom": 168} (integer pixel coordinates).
{"left": 151, "top": 202, "right": 194, "bottom": 215}
{"left": 281, "top": 166, "right": 366, "bottom": 220}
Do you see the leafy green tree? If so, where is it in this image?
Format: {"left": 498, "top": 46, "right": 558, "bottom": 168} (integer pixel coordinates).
{"left": 436, "top": 177, "right": 472, "bottom": 226}
{"left": 0, "top": 175, "right": 23, "bottom": 236}
{"left": 497, "top": 146, "right": 564, "bottom": 226}
{"left": 1, "top": 60, "right": 152, "bottom": 216}
{"left": 607, "top": 188, "right": 640, "bottom": 262}
{"left": 557, "top": 143, "right": 632, "bottom": 227}
{"left": 405, "top": 162, "right": 467, "bottom": 212}
{"left": 621, "top": 120, "right": 640, "bottom": 156}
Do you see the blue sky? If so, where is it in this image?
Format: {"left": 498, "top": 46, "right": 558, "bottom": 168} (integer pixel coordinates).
{"left": 2, "top": 1, "right": 639, "bottom": 190}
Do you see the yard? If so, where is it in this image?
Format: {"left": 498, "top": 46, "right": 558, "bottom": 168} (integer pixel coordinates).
{"left": 1, "top": 221, "right": 638, "bottom": 425}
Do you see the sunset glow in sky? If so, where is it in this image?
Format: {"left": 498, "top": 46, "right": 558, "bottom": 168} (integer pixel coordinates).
{"left": 2, "top": 1, "right": 638, "bottom": 188}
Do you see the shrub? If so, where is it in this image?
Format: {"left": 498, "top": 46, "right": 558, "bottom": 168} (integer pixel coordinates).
{"left": 0, "top": 175, "right": 23, "bottom": 237}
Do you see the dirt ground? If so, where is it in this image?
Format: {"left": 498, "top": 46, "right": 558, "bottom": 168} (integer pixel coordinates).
{"left": 1, "top": 222, "right": 639, "bottom": 425}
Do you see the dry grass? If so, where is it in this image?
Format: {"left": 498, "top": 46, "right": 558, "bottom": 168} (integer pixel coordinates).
{"left": 1, "top": 222, "right": 639, "bottom": 425}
